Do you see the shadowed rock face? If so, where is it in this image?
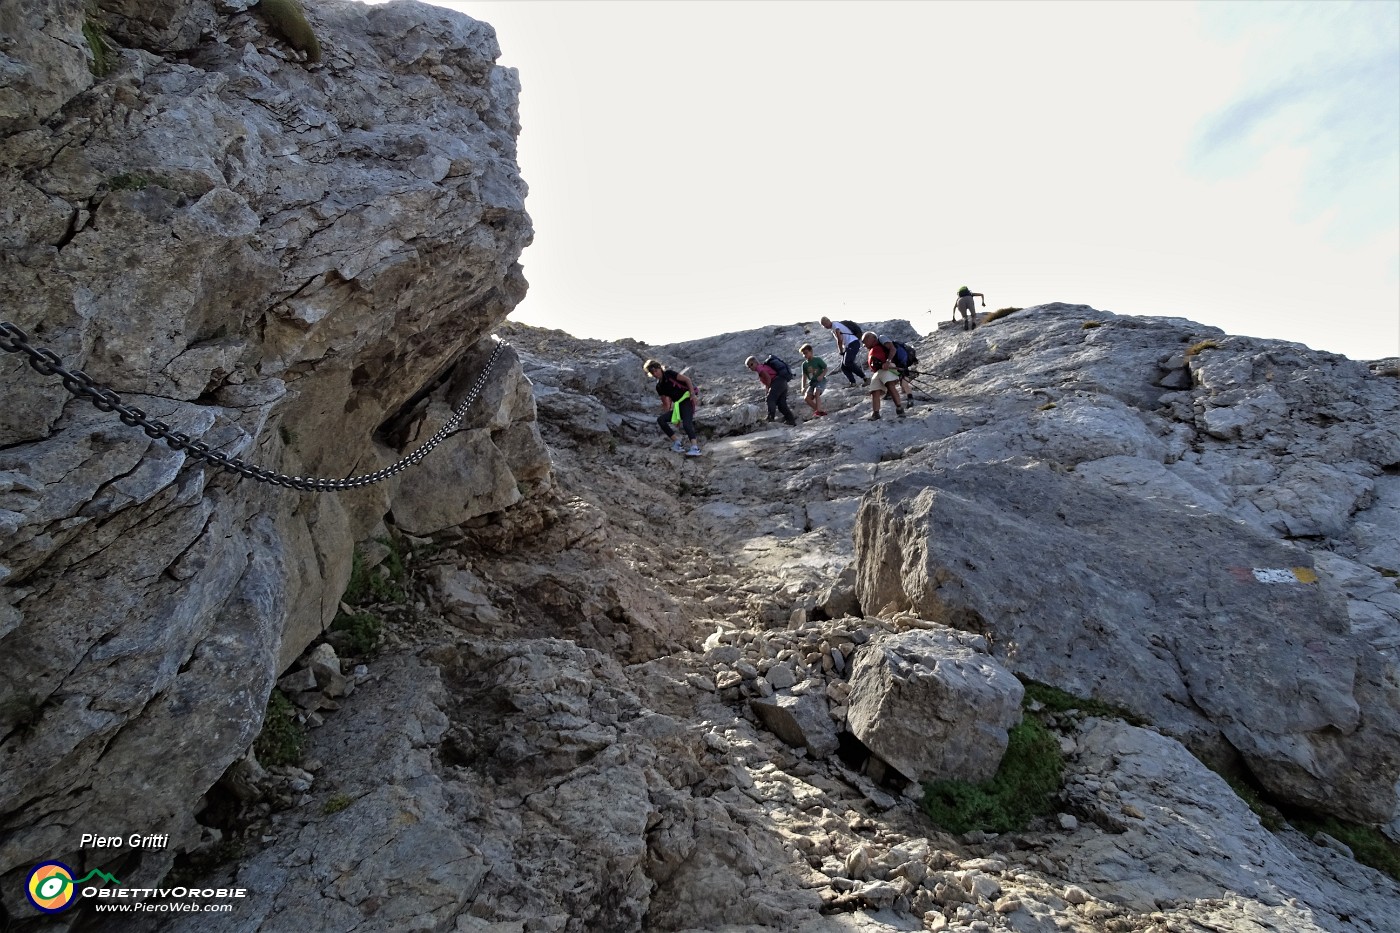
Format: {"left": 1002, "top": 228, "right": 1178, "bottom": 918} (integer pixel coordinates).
{"left": 0, "top": 0, "right": 547, "bottom": 902}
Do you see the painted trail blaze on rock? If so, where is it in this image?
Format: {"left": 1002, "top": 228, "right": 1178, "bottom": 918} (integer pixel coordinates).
{"left": 1250, "top": 567, "right": 1319, "bottom": 584}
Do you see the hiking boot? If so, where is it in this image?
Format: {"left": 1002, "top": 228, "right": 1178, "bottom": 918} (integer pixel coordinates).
{"left": 867, "top": 412, "right": 881, "bottom": 421}
{"left": 685, "top": 446, "right": 702, "bottom": 457}
{"left": 862, "top": 379, "right": 871, "bottom": 387}
{"left": 785, "top": 418, "right": 797, "bottom": 426}
{"left": 670, "top": 439, "right": 685, "bottom": 453}
{"left": 896, "top": 406, "right": 907, "bottom": 418}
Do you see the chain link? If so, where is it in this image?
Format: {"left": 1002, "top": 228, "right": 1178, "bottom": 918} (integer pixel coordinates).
{"left": 0, "top": 320, "right": 508, "bottom": 492}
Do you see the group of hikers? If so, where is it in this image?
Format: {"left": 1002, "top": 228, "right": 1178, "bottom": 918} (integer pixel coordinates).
{"left": 645, "top": 288, "right": 987, "bottom": 457}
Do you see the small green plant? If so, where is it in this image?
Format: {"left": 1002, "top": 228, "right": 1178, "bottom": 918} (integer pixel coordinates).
{"left": 1184, "top": 339, "right": 1220, "bottom": 359}
{"left": 1020, "top": 679, "right": 1148, "bottom": 726}
{"left": 921, "top": 717, "right": 1063, "bottom": 834}
{"left": 83, "top": 17, "right": 114, "bottom": 77}
{"left": 1224, "top": 774, "right": 1286, "bottom": 831}
{"left": 254, "top": 690, "right": 304, "bottom": 767}
{"left": 108, "top": 172, "right": 150, "bottom": 191}
{"left": 278, "top": 425, "right": 298, "bottom": 446}
{"left": 982, "top": 307, "right": 1022, "bottom": 324}
{"left": 1081, "top": 321, "right": 1102, "bottom": 329}
{"left": 342, "top": 543, "right": 406, "bottom": 606}
{"left": 323, "top": 793, "right": 354, "bottom": 815}
{"left": 1289, "top": 815, "right": 1400, "bottom": 881}
{"left": 1037, "top": 402, "right": 1057, "bottom": 411}
{"left": 1210, "top": 764, "right": 1397, "bottom": 879}
{"left": 331, "top": 610, "right": 382, "bottom": 657}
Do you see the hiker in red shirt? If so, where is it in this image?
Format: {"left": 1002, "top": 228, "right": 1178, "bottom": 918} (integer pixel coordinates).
{"left": 861, "top": 332, "right": 906, "bottom": 421}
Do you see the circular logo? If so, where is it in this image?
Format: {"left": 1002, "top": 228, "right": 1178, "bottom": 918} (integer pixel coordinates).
{"left": 26, "top": 861, "right": 77, "bottom": 913}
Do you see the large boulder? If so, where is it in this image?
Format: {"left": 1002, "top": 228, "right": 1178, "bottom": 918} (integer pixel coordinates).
{"left": 846, "top": 626, "right": 1024, "bottom": 784}
{"left": 855, "top": 461, "right": 1400, "bottom": 823}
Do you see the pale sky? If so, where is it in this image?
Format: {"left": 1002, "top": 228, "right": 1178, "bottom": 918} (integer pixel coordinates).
{"left": 368, "top": 0, "right": 1400, "bottom": 361}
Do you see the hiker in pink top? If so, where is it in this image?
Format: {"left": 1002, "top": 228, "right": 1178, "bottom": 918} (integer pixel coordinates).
{"left": 745, "top": 355, "right": 798, "bottom": 426}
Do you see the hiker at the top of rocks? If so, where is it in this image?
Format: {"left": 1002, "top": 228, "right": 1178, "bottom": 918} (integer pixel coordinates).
{"left": 819, "top": 316, "right": 870, "bottom": 388}
{"left": 861, "top": 332, "right": 906, "bottom": 421}
{"left": 745, "top": 354, "right": 798, "bottom": 426}
{"left": 954, "top": 286, "right": 985, "bottom": 331}
{"left": 798, "top": 343, "right": 829, "bottom": 418}
{"left": 645, "top": 358, "right": 703, "bottom": 456}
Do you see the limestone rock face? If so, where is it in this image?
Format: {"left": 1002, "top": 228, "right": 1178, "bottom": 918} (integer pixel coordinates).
{"left": 851, "top": 304, "right": 1400, "bottom": 825}
{"left": 1051, "top": 718, "right": 1400, "bottom": 931}
{"left": 855, "top": 461, "right": 1400, "bottom": 820}
{"left": 846, "top": 627, "right": 1024, "bottom": 784}
{"left": 0, "top": 0, "right": 546, "bottom": 903}
{"left": 106, "top": 314, "right": 1396, "bottom": 933}
{"left": 0, "top": 0, "right": 93, "bottom": 134}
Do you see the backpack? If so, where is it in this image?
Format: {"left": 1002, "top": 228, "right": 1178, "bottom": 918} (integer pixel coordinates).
{"left": 764, "top": 354, "right": 793, "bottom": 381}
{"left": 892, "top": 341, "right": 917, "bottom": 370}
{"left": 840, "top": 320, "right": 863, "bottom": 339}
{"left": 657, "top": 370, "right": 689, "bottom": 401}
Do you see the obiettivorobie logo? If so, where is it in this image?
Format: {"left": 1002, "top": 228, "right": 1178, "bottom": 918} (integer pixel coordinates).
{"left": 25, "top": 861, "right": 121, "bottom": 913}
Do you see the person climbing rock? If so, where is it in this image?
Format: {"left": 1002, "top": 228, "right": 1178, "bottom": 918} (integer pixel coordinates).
{"left": 745, "top": 355, "right": 798, "bottom": 426}
{"left": 877, "top": 333, "right": 917, "bottom": 403}
{"left": 820, "top": 316, "right": 869, "bottom": 387}
{"left": 798, "top": 343, "right": 829, "bottom": 417}
{"left": 645, "top": 358, "right": 703, "bottom": 456}
{"left": 954, "top": 287, "right": 985, "bottom": 331}
{"left": 861, "top": 332, "right": 906, "bottom": 420}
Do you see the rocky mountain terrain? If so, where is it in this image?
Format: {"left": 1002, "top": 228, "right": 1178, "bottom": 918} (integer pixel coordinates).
{"left": 2, "top": 2, "right": 1398, "bottom": 932}
{"left": 130, "top": 307, "right": 1398, "bottom": 933}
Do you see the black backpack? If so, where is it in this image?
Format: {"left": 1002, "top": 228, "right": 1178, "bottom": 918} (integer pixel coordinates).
{"left": 840, "top": 320, "right": 863, "bottom": 339}
{"left": 764, "top": 355, "right": 793, "bottom": 381}
{"left": 892, "top": 341, "right": 917, "bottom": 369}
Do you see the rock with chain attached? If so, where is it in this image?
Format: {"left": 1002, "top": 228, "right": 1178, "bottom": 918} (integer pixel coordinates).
{"left": 0, "top": 0, "right": 538, "bottom": 900}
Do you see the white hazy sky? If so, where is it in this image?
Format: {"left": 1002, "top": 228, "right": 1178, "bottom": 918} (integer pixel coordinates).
{"left": 370, "top": 0, "right": 1400, "bottom": 361}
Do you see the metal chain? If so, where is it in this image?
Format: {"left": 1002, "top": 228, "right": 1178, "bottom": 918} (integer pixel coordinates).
{"left": 0, "top": 320, "right": 508, "bottom": 492}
